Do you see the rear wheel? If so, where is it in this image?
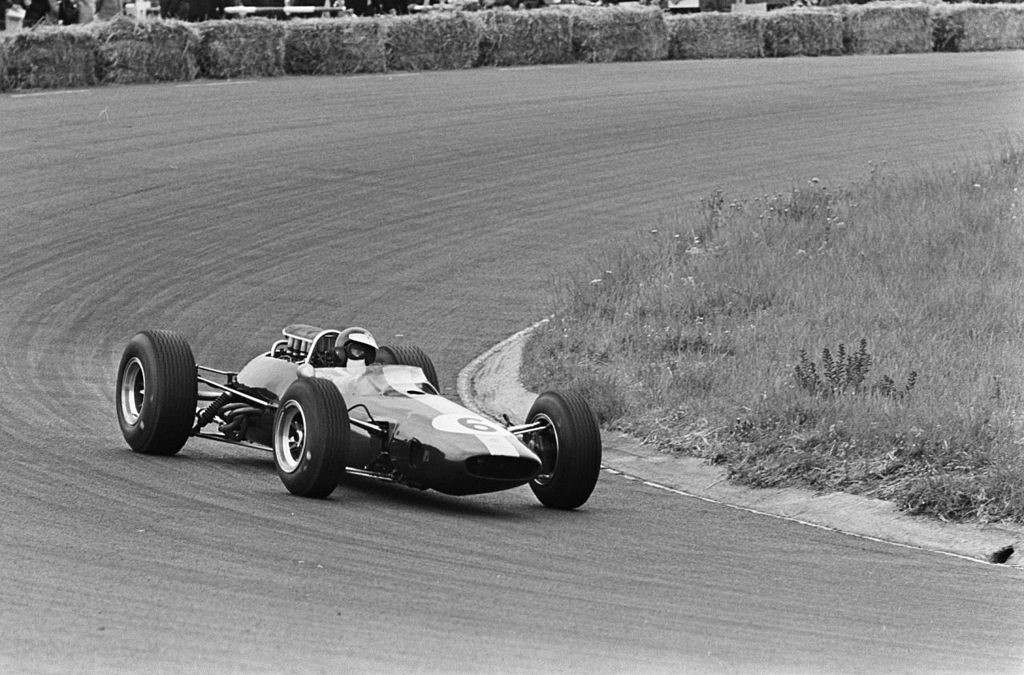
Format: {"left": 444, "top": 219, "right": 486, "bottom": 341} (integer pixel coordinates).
{"left": 273, "top": 378, "right": 349, "bottom": 499}
{"left": 525, "top": 390, "right": 602, "bottom": 510}
{"left": 116, "top": 330, "right": 197, "bottom": 456}
{"left": 378, "top": 344, "right": 440, "bottom": 391}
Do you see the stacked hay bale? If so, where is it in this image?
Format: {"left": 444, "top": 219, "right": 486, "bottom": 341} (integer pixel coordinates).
{"left": 197, "top": 18, "right": 286, "bottom": 79}
{"left": 763, "top": 7, "right": 844, "bottom": 56}
{"left": 477, "top": 8, "right": 573, "bottom": 67}
{"left": 842, "top": 2, "right": 933, "bottom": 54}
{"left": 92, "top": 16, "right": 200, "bottom": 85}
{"left": 284, "top": 17, "right": 386, "bottom": 75}
{"left": 565, "top": 5, "right": 668, "bottom": 63}
{"left": 3, "top": 26, "right": 99, "bottom": 90}
{"left": 0, "top": 36, "right": 8, "bottom": 92}
{"left": 666, "top": 13, "right": 764, "bottom": 59}
{"left": 383, "top": 13, "right": 482, "bottom": 71}
{"left": 933, "top": 3, "right": 1024, "bottom": 51}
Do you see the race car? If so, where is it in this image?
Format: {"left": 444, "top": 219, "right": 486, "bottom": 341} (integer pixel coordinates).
{"left": 115, "top": 324, "right": 602, "bottom": 509}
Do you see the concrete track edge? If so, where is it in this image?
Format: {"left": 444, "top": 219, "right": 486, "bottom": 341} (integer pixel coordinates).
{"left": 458, "top": 322, "right": 1024, "bottom": 568}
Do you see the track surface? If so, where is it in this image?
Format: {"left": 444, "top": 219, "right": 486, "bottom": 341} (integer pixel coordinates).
{"left": 2, "top": 53, "right": 1023, "bottom": 672}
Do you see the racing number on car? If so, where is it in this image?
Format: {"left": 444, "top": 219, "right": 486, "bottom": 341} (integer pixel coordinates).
{"left": 431, "top": 413, "right": 504, "bottom": 435}
{"left": 458, "top": 417, "right": 497, "bottom": 433}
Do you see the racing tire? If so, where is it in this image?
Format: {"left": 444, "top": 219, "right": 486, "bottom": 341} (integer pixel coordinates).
{"left": 272, "top": 378, "right": 349, "bottom": 499}
{"left": 378, "top": 344, "right": 440, "bottom": 392}
{"left": 526, "top": 390, "right": 602, "bottom": 510}
{"left": 116, "top": 330, "right": 197, "bottom": 456}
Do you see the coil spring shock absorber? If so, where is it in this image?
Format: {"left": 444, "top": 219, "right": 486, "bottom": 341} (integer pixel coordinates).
{"left": 194, "top": 392, "right": 233, "bottom": 431}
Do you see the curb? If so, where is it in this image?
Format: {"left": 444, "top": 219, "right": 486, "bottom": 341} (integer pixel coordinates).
{"left": 457, "top": 324, "right": 1024, "bottom": 568}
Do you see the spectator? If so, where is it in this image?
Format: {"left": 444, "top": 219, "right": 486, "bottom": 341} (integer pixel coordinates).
{"left": 75, "top": 0, "right": 93, "bottom": 22}
{"left": 22, "top": 0, "right": 56, "bottom": 26}
{"left": 346, "top": 0, "right": 366, "bottom": 14}
{"left": 160, "top": 0, "right": 190, "bottom": 17}
{"left": 95, "top": 0, "right": 122, "bottom": 20}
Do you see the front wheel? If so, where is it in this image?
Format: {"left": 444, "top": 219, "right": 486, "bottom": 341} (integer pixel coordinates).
{"left": 116, "top": 330, "right": 197, "bottom": 456}
{"left": 273, "top": 378, "right": 349, "bottom": 499}
{"left": 525, "top": 390, "right": 602, "bottom": 510}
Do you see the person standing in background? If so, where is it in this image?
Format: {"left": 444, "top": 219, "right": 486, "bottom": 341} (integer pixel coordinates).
{"left": 94, "top": 0, "right": 121, "bottom": 19}
{"left": 74, "top": 0, "right": 93, "bottom": 22}
{"left": 22, "top": 0, "right": 56, "bottom": 26}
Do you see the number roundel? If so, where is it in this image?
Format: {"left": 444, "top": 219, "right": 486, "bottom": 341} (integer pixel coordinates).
{"left": 431, "top": 413, "right": 504, "bottom": 435}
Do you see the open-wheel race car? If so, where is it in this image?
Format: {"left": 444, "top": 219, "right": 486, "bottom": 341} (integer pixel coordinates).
{"left": 115, "top": 324, "right": 602, "bottom": 509}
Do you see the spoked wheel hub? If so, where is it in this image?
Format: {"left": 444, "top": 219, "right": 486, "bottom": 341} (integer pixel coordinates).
{"left": 119, "top": 356, "right": 146, "bottom": 425}
{"left": 275, "top": 401, "right": 307, "bottom": 474}
{"left": 527, "top": 414, "right": 557, "bottom": 486}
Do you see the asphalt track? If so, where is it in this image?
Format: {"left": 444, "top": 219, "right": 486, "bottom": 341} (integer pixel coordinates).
{"left": 2, "top": 52, "right": 1023, "bottom": 672}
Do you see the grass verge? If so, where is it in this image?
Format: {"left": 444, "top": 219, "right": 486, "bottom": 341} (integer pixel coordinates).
{"left": 521, "top": 144, "right": 1024, "bottom": 524}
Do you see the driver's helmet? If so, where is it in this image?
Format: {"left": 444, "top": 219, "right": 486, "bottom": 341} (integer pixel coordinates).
{"left": 336, "top": 328, "right": 378, "bottom": 366}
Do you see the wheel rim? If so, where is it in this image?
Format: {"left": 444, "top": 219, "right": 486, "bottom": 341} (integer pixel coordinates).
{"left": 119, "top": 357, "right": 146, "bottom": 426}
{"left": 528, "top": 413, "right": 558, "bottom": 486}
{"left": 275, "top": 401, "right": 307, "bottom": 474}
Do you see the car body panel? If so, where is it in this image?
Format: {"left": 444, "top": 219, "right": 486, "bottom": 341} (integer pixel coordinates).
{"left": 235, "top": 351, "right": 543, "bottom": 496}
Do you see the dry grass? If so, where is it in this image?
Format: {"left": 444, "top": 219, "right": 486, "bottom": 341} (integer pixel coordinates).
{"left": 92, "top": 16, "right": 200, "bottom": 85}
{"left": 2, "top": 25, "right": 98, "bottom": 90}
{"left": 0, "top": 35, "right": 8, "bottom": 91}
{"left": 382, "top": 12, "right": 482, "bottom": 71}
{"left": 562, "top": 5, "right": 669, "bottom": 63}
{"left": 841, "top": 2, "right": 933, "bottom": 54}
{"left": 197, "top": 18, "right": 286, "bottom": 79}
{"left": 763, "top": 7, "right": 844, "bottom": 56}
{"left": 477, "top": 8, "right": 573, "bottom": 67}
{"left": 284, "top": 17, "right": 386, "bottom": 75}
{"left": 934, "top": 3, "right": 1024, "bottom": 52}
{"left": 666, "top": 13, "right": 764, "bottom": 59}
{"left": 522, "top": 145, "right": 1024, "bottom": 523}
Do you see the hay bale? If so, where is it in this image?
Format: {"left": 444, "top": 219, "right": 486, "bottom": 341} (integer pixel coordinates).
{"left": 666, "top": 13, "right": 764, "bottom": 59}
{"left": 92, "top": 16, "right": 200, "bottom": 85}
{"left": 763, "top": 7, "right": 844, "bottom": 56}
{"left": 3, "top": 26, "right": 99, "bottom": 90}
{"left": 842, "top": 2, "right": 933, "bottom": 54}
{"left": 383, "top": 13, "right": 483, "bottom": 71}
{"left": 0, "top": 35, "right": 8, "bottom": 93}
{"left": 197, "top": 18, "right": 286, "bottom": 79}
{"left": 933, "top": 3, "right": 1024, "bottom": 52}
{"left": 477, "top": 8, "right": 572, "bottom": 67}
{"left": 284, "top": 17, "right": 385, "bottom": 75}
{"left": 565, "top": 6, "right": 669, "bottom": 63}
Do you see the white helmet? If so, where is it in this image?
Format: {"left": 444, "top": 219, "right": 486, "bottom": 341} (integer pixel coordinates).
{"left": 336, "top": 327, "right": 378, "bottom": 366}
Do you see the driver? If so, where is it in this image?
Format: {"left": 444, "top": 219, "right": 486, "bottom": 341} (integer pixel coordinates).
{"left": 335, "top": 328, "right": 378, "bottom": 369}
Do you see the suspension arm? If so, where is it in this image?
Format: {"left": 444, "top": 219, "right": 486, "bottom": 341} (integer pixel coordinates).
{"left": 506, "top": 420, "right": 548, "bottom": 437}
{"left": 196, "top": 376, "right": 275, "bottom": 409}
